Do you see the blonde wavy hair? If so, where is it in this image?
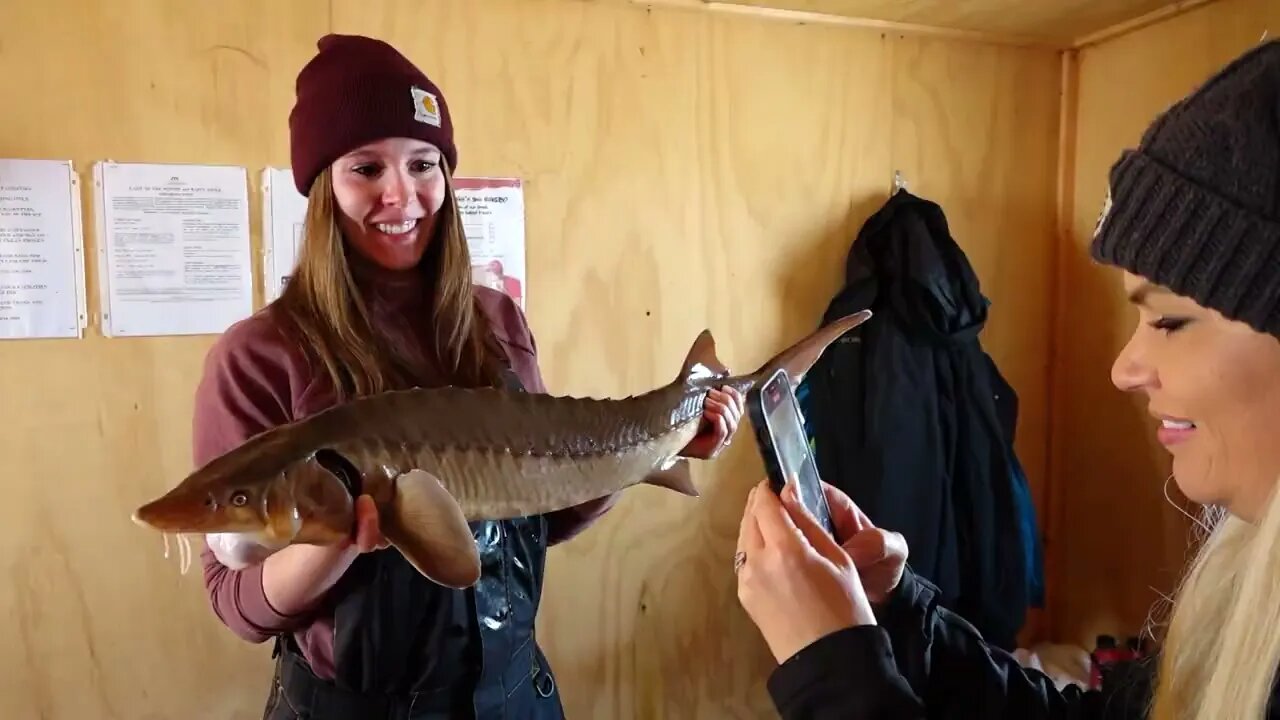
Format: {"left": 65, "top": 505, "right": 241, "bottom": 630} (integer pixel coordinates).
{"left": 1150, "top": 482, "right": 1280, "bottom": 718}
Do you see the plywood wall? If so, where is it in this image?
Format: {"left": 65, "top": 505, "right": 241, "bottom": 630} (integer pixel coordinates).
{"left": 1049, "top": 0, "right": 1280, "bottom": 647}
{"left": 0, "top": 0, "right": 1061, "bottom": 717}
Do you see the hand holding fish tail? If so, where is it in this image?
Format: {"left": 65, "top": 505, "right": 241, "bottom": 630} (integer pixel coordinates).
{"left": 680, "top": 385, "right": 745, "bottom": 459}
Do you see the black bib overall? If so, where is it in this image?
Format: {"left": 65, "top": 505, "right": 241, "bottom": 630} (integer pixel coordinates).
{"left": 263, "top": 370, "right": 566, "bottom": 720}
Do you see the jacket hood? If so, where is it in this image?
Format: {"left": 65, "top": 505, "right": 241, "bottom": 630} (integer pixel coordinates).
{"left": 844, "top": 189, "right": 989, "bottom": 345}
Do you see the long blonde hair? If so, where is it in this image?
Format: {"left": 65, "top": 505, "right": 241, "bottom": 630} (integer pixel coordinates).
{"left": 273, "top": 159, "right": 506, "bottom": 400}
{"left": 1150, "top": 482, "right": 1280, "bottom": 718}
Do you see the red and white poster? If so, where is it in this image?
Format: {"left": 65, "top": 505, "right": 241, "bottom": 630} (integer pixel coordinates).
{"left": 454, "top": 177, "right": 526, "bottom": 310}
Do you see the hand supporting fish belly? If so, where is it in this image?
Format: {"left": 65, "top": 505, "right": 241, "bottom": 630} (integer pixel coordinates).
{"left": 132, "top": 310, "right": 873, "bottom": 589}
{"left": 206, "top": 530, "right": 291, "bottom": 570}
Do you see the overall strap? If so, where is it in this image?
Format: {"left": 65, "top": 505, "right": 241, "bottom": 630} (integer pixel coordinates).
{"left": 269, "top": 361, "right": 562, "bottom": 719}
{"left": 471, "top": 367, "right": 565, "bottom": 718}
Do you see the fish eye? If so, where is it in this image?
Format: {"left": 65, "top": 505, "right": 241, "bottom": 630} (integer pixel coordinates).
{"left": 230, "top": 491, "right": 248, "bottom": 507}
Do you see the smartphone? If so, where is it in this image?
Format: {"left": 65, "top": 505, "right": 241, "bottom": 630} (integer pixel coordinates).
{"left": 746, "top": 368, "right": 836, "bottom": 536}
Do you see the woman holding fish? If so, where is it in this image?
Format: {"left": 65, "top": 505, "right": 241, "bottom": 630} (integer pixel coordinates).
{"left": 735, "top": 40, "right": 1280, "bottom": 719}
{"left": 189, "top": 34, "right": 743, "bottom": 720}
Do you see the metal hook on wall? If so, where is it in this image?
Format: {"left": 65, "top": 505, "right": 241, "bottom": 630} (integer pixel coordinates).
{"left": 893, "top": 169, "right": 908, "bottom": 194}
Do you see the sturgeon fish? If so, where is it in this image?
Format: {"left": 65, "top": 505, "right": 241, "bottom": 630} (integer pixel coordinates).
{"left": 132, "top": 309, "right": 872, "bottom": 588}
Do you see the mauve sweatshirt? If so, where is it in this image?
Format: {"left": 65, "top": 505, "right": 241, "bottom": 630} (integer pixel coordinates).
{"left": 191, "top": 260, "right": 618, "bottom": 679}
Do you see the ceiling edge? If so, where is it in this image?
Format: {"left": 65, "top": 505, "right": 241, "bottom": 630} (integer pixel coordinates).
{"left": 1071, "top": 0, "right": 1221, "bottom": 50}
{"left": 621, "top": 0, "right": 1070, "bottom": 49}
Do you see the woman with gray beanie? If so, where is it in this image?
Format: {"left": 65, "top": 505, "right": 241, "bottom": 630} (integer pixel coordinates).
{"left": 735, "top": 39, "right": 1280, "bottom": 719}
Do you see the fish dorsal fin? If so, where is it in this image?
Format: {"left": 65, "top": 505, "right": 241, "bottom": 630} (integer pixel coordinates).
{"left": 678, "top": 329, "right": 730, "bottom": 383}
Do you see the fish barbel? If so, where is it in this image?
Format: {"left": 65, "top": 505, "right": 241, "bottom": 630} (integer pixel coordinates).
{"left": 132, "top": 310, "right": 872, "bottom": 587}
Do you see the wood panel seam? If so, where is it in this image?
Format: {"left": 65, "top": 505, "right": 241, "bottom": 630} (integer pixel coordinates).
{"left": 1044, "top": 46, "right": 1079, "bottom": 643}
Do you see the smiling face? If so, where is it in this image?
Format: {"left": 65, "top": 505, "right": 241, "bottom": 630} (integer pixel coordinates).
{"left": 1110, "top": 271, "right": 1280, "bottom": 520}
{"left": 329, "top": 137, "right": 447, "bottom": 270}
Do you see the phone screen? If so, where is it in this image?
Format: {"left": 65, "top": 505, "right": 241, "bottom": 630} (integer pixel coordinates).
{"left": 760, "top": 372, "right": 835, "bottom": 535}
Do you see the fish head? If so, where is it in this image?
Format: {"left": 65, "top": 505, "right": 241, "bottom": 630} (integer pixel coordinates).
{"left": 277, "top": 448, "right": 363, "bottom": 543}
{"left": 131, "top": 468, "right": 300, "bottom": 541}
{"left": 132, "top": 429, "right": 314, "bottom": 541}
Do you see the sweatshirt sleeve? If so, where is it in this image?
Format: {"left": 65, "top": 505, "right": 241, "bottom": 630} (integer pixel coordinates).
{"left": 768, "top": 568, "right": 1153, "bottom": 720}
{"left": 479, "top": 288, "right": 621, "bottom": 546}
{"left": 768, "top": 625, "right": 926, "bottom": 719}
{"left": 192, "top": 315, "right": 311, "bottom": 644}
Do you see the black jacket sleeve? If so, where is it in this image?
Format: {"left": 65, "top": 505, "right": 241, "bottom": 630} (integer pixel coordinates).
{"left": 766, "top": 569, "right": 1155, "bottom": 719}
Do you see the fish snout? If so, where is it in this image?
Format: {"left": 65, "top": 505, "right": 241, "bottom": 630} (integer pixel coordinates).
{"left": 131, "top": 493, "right": 197, "bottom": 532}
{"left": 131, "top": 486, "right": 254, "bottom": 535}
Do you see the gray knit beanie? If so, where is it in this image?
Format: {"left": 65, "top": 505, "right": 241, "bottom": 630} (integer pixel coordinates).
{"left": 1090, "top": 39, "right": 1280, "bottom": 336}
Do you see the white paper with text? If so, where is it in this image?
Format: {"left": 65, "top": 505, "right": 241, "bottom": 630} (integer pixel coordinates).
{"left": 0, "top": 158, "right": 87, "bottom": 339}
{"left": 262, "top": 167, "right": 308, "bottom": 303}
{"left": 93, "top": 161, "right": 253, "bottom": 337}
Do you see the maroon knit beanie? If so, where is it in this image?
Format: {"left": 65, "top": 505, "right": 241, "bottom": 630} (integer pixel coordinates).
{"left": 288, "top": 33, "right": 458, "bottom": 195}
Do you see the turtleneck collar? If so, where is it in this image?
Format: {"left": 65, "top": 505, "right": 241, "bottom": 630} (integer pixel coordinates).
{"left": 345, "top": 246, "right": 434, "bottom": 314}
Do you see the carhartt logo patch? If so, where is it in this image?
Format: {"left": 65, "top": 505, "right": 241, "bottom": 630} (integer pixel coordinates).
{"left": 411, "top": 86, "right": 442, "bottom": 127}
{"left": 1093, "top": 187, "right": 1113, "bottom": 238}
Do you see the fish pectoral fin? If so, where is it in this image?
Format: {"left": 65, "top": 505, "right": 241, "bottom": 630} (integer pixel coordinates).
{"left": 380, "top": 469, "right": 480, "bottom": 589}
{"left": 642, "top": 458, "right": 699, "bottom": 497}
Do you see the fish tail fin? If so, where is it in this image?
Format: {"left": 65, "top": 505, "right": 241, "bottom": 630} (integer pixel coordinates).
{"left": 642, "top": 457, "right": 699, "bottom": 497}
{"left": 677, "top": 329, "right": 731, "bottom": 384}
{"left": 381, "top": 470, "right": 481, "bottom": 589}
{"left": 750, "top": 309, "right": 873, "bottom": 387}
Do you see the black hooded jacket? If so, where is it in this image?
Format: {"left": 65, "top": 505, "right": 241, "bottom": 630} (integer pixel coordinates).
{"left": 802, "top": 189, "right": 1038, "bottom": 650}
{"left": 765, "top": 567, "right": 1160, "bottom": 719}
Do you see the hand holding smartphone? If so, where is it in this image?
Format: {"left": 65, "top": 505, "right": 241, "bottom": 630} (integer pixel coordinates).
{"left": 745, "top": 368, "right": 836, "bottom": 537}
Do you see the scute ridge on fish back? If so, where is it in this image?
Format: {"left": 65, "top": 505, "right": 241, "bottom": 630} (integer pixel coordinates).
{"left": 265, "top": 381, "right": 705, "bottom": 459}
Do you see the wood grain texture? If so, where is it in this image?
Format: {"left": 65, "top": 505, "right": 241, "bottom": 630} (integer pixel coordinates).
{"left": 1, "top": 0, "right": 1060, "bottom": 717}
{"left": 0, "top": 2, "right": 324, "bottom": 719}
{"left": 692, "top": 0, "right": 1194, "bottom": 44}
{"left": 1049, "top": 0, "right": 1280, "bottom": 648}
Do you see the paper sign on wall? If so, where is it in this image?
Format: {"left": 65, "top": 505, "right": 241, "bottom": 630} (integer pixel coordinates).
{"left": 455, "top": 177, "right": 526, "bottom": 310}
{"left": 262, "top": 167, "right": 308, "bottom": 303}
{"left": 92, "top": 161, "right": 254, "bottom": 337}
{"left": 0, "top": 158, "right": 89, "bottom": 340}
